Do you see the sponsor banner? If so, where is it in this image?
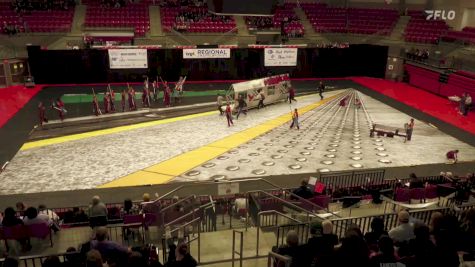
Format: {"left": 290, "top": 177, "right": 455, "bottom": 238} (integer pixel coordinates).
{"left": 183, "top": 48, "right": 231, "bottom": 59}
{"left": 264, "top": 48, "right": 298, "bottom": 67}
{"left": 108, "top": 49, "right": 148, "bottom": 69}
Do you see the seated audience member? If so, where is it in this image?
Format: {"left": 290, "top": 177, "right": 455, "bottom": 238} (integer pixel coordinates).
{"left": 370, "top": 236, "right": 405, "bottom": 267}
{"left": 308, "top": 221, "right": 338, "bottom": 266}
{"left": 121, "top": 198, "right": 140, "bottom": 216}
{"left": 446, "top": 150, "right": 459, "bottom": 163}
{"left": 86, "top": 249, "right": 104, "bottom": 267}
{"left": 63, "top": 247, "right": 82, "bottom": 267}
{"left": 23, "top": 207, "right": 51, "bottom": 226}
{"left": 88, "top": 195, "right": 108, "bottom": 217}
{"left": 38, "top": 204, "right": 60, "bottom": 222}
{"left": 2, "top": 207, "right": 23, "bottom": 227}
{"left": 389, "top": 211, "right": 414, "bottom": 244}
{"left": 165, "top": 243, "right": 198, "bottom": 267}
{"left": 42, "top": 256, "right": 62, "bottom": 267}
{"left": 408, "top": 173, "right": 424, "bottom": 188}
{"left": 2, "top": 257, "right": 19, "bottom": 267}
{"left": 404, "top": 224, "right": 436, "bottom": 267}
{"left": 334, "top": 229, "right": 370, "bottom": 267}
{"left": 461, "top": 208, "right": 475, "bottom": 251}
{"left": 432, "top": 214, "right": 461, "bottom": 267}
{"left": 16, "top": 201, "right": 27, "bottom": 215}
{"left": 291, "top": 179, "right": 314, "bottom": 199}
{"left": 276, "top": 230, "right": 310, "bottom": 267}
{"left": 90, "top": 227, "right": 129, "bottom": 262}
{"left": 429, "top": 212, "right": 443, "bottom": 234}
{"left": 141, "top": 193, "right": 161, "bottom": 214}
{"left": 128, "top": 251, "right": 149, "bottom": 267}
{"left": 364, "top": 217, "right": 388, "bottom": 251}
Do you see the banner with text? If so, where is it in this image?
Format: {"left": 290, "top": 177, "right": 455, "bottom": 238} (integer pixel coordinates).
{"left": 108, "top": 49, "right": 148, "bottom": 69}
{"left": 183, "top": 48, "right": 231, "bottom": 59}
{"left": 264, "top": 48, "right": 298, "bottom": 66}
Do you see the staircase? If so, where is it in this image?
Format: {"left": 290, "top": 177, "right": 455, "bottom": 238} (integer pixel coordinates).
{"left": 294, "top": 6, "right": 316, "bottom": 36}
{"left": 70, "top": 4, "right": 86, "bottom": 35}
{"left": 389, "top": 15, "right": 410, "bottom": 41}
{"left": 149, "top": 5, "right": 163, "bottom": 36}
{"left": 234, "top": 15, "right": 250, "bottom": 36}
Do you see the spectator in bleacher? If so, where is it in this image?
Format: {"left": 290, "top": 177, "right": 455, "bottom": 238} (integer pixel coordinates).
{"left": 432, "top": 214, "right": 460, "bottom": 267}
{"left": 1, "top": 207, "right": 23, "bottom": 227}
{"left": 389, "top": 211, "right": 414, "bottom": 244}
{"left": 23, "top": 206, "right": 51, "bottom": 226}
{"left": 408, "top": 173, "right": 424, "bottom": 188}
{"left": 121, "top": 198, "right": 140, "bottom": 216}
{"left": 276, "top": 230, "right": 310, "bottom": 267}
{"left": 88, "top": 195, "right": 108, "bottom": 217}
{"left": 364, "top": 217, "right": 388, "bottom": 251}
{"left": 86, "top": 249, "right": 104, "bottom": 267}
{"left": 334, "top": 229, "right": 370, "bottom": 267}
{"left": 16, "top": 201, "right": 27, "bottom": 214}
{"left": 127, "top": 251, "right": 149, "bottom": 267}
{"left": 429, "top": 211, "right": 443, "bottom": 234}
{"left": 308, "top": 221, "right": 338, "bottom": 267}
{"left": 38, "top": 204, "right": 60, "bottom": 223}
{"left": 2, "top": 257, "right": 19, "bottom": 267}
{"left": 63, "top": 247, "right": 82, "bottom": 267}
{"left": 90, "top": 227, "right": 130, "bottom": 261}
{"left": 369, "top": 236, "right": 405, "bottom": 267}
{"left": 42, "top": 256, "right": 62, "bottom": 267}
{"left": 405, "top": 224, "right": 437, "bottom": 267}
{"left": 291, "top": 179, "right": 314, "bottom": 200}
{"left": 165, "top": 243, "right": 197, "bottom": 267}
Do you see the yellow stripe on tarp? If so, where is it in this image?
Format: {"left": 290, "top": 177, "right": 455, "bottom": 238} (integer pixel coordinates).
{"left": 98, "top": 93, "right": 342, "bottom": 188}
{"left": 20, "top": 110, "right": 218, "bottom": 151}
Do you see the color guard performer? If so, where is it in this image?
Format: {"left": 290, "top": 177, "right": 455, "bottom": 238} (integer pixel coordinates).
{"left": 127, "top": 84, "right": 136, "bottom": 111}
{"left": 142, "top": 78, "right": 151, "bottom": 108}
{"left": 152, "top": 80, "right": 158, "bottom": 102}
{"left": 109, "top": 85, "right": 116, "bottom": 112}
{"left": 225, "top": 102, "right": 234, "bottom": 127}
{"left": 103, "top": 92, "right": 111, "bottom": 113}
{"left": 52, "top": 97, "right": 66, "bottom": 121}
{"left": 38, "top": 101, "right": 48, "bottom": 126}
{"left": 92, "top": 88, "right": 102, "bottom": 116}
{"left": 121, "top": 90, "right": 126, "bottom": 112}
{"left": 161, "top": 78, "right": 171, "bottom": 107}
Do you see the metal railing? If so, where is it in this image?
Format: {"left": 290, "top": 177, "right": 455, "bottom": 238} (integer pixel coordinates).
{"left": 319, "top": 169, "right": 386, "bottom": 190}
{"left": 232, "top": 230, "right": 244, "bottom": 267}
{"left": 268, "top": 251, "right": 292, "bottom": 267}
{"left": 161, "top": 217, "right": 202, "bottom": 263}
{"left": 0, "top": 252, "right": 80, "bottom": 267}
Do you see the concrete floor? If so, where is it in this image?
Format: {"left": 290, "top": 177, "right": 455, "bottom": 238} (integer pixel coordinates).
{"left": 1, "top": 89, "right": 475, "bottom": 195}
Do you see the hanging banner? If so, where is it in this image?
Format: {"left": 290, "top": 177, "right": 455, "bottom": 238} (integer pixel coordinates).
{"left": 183, "top": 48, "right": 231, "bottom": 59}
{"left": 217, "top": 182, "right": 239, "bottom": 195}
{"left": 108, "top": 49, "right": 148, "bottom": 69}
{"left": 264, "top": 48, "right": 298, "bottom": 66}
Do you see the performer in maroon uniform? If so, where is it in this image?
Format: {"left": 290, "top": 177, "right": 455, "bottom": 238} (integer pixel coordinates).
{"left": 103, "top": 92, "right": 111, "bottom": 113}
{"left": 225, "top": 102, "right": 234, "bottom": 127}
{"left": 110, "top": 89, "right": 116, "bottom": 112}
{"left": 143, "top": 87, "right": 150, "bottom": 108}
{"left": 152, "top": 80, "right": 158, "bottom": 102}
{"left": 121, "top": 90, "right": 126, "bottom": 112}
{"left": 38, "top": 101, "right": 47, "bottom": 126}
{"left": 288, "top": 87, "right": 296, "bottom": 104}
{"left": 128, "top": 85, "right": 136, "bottom": 111}
{"left": 52, "top": 97, "right": 65, "bottom": 121}
{"left": 163, "top": 81, "right": 171, "bottom": 107}
{"left": 92, "top": 94, "right": 101, "bottom": 116}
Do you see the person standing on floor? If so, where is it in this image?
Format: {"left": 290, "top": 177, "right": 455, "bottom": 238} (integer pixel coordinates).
{"left": 288, "top": 86, "right": 297, "bottom": 104}
{"left": 92, "top": 94, "right": 101, "bottom": 116}
{"left": 127, "top": 85, "right": 136, "bottom": 111}
{"left": 103, "top": 92, "right": 111, "bottom": 114}
{"left": 464, "top": 93, "right": 472, "bottom": 116}
{"left": 109, "top": 86, "right": 116, "bottom": 112}
{"left": 52, "top": 97, "right": 66, "bottom": 121}
{"left": 38, "top": 101, "right": 47, "bottom": 126}
{"left": 257, "top": 90, "right": 265, "bottom": 109}
{"left": 446, "top": 149, "right": 459, "bottom": 163}
{"left": 405, "top": 118, "right": 415, "bottom": 142}
{"left": 121, "top": 90, "right": 126, "bottom": 112}
{"left": 225, "top": 102, "right": 234, "bottom": 127}
{"left": 290, "top": 108, "right": 300, "bottom": 130}
{"left": 217, "top": 94, "right": 224, "bottom": 115}
{"left": 318, "top": 81, "right": 325, "bottom": 100}
{"left": 460, "top": 93, "right": 467, "bottom": 115}
{"left": 152, "top": 80, "right": 158, "bottom": 102}
{"left": 236, "top": 95, "right": 247, "bottom": 119}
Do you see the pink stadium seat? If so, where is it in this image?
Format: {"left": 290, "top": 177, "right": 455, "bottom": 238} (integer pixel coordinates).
{"left": 395, "top": 188, "right": 411, "bottom": 203}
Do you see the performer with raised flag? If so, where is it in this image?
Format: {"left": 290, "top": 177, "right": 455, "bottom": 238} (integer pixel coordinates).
{"left": 121, "top": 89, "right": 126, "bottom": 112}
{"left": 52, "top": 97, "right": 66, "bottom": 121}
{"left": 175, "top": 76, "right": 186, "bottom": 104}
{"left": 142, "top": 77, "right": 151, "bottom": 108}
{"left": 92, "top": 88, "right": 102, "bottom": 116}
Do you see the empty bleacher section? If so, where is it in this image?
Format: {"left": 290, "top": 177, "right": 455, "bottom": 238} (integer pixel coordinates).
{"left": 405, "top": 63, "right": 475, "bottom": 97}
{"left": 0, "top": 2, "right": 74, "bottom": 34}
{"left": 404, "top": 10, "right": 449, "bottom": 44}
{"left": 301, "top": 3, "right": 399, "bottom": 35}
{"left": 442, "top": 27, "right": 475, "bottom": 45}
{"left": 84, "top": 3, "right": 150, "bottom": 36}
{"left": 160, "top": 6, "right": 236, "bottom": 33}
{"left": 245, "top": 3, "right": 304, "bottom": 38}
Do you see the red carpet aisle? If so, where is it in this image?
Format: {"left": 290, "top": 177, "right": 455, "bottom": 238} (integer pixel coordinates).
{"left": 0, "top": 85, "right": 43, "bottom": 128}
{"left": 352, "top": 77, "right": 475, "bottom": 135}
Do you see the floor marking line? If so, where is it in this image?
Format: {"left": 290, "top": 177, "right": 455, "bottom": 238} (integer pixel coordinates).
{"left": 98, "top": 93, "right": 343, "bottom": 188}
